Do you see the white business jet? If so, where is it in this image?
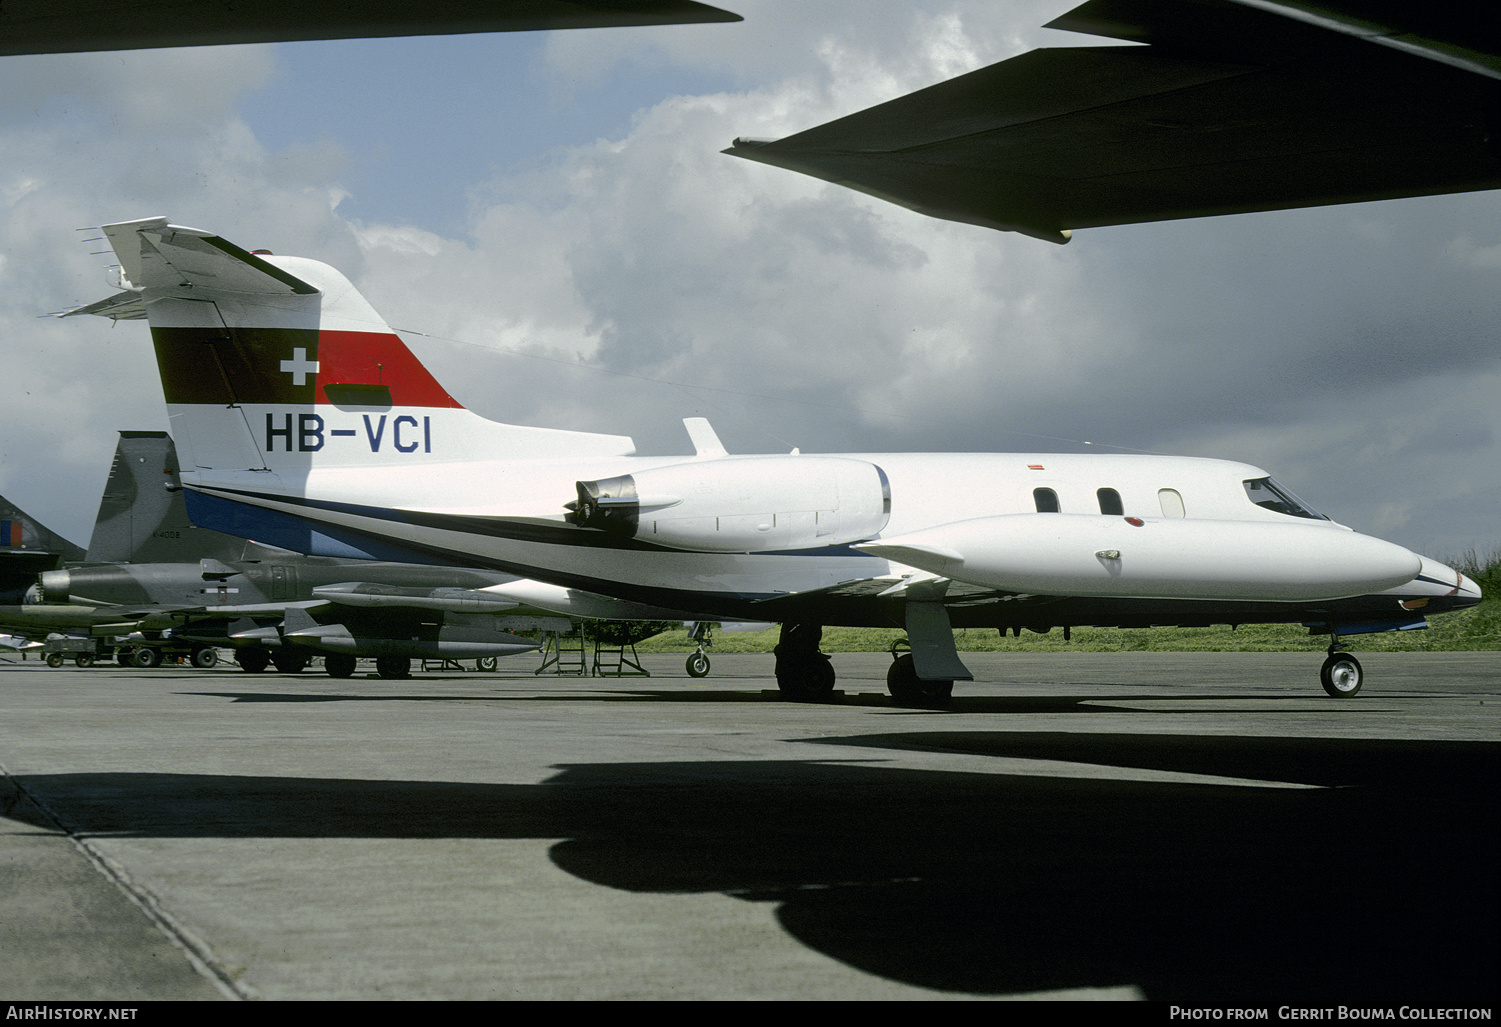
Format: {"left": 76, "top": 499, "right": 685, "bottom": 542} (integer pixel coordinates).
{"left": 62, "top": 218, "right": 1482, "bottom": 704}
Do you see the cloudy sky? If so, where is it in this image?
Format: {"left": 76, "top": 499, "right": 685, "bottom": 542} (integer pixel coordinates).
{"left": 1, "top": 0, "right": 1497, "bottom": 564}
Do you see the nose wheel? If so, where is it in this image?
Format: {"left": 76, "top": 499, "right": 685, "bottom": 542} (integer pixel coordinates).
{"left": 1320, "top": 633, "right": 1363, "bottom": 697}
{"left": 1320, "top": 652, "right": 1363, "bottom": 697}
{"left": 685, "top": 621, "right": 714, "bottom": 678}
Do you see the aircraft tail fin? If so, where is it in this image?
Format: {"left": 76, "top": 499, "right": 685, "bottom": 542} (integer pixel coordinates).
{"left": 62, "top": 217, "right": 635, "bottom": 479}
{"left": 0, "top": 495, "right": 84, "bottom": 562}
{"left": 0, "top": 493, "right": 85, "bottom": 603}
{"left": 84, "top": 431, "right": 249, "bottom": 564}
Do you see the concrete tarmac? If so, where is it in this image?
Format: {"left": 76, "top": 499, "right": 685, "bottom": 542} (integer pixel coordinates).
{"left": 1, "top": 650, "right": 1497, "bottom": 1002}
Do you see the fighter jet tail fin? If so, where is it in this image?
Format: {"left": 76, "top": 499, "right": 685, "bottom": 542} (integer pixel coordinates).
{"left": 84, "top": 431, "right": 249, "bottom": 564}
{"left": 0, "top": 494, "right": 85, "bottom": 603}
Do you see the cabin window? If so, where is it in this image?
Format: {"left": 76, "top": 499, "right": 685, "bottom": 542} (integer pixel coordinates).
{"left": 1158, "top": 488, "right": 1185, "bottom": 518}
{"left": 1243, "top": 477, "right": 1326, "bottom": 520}
{"left": 1033, "top": 488, "right": 1060, "bottom": 513}
{"left": 1097, "top": 488, "right": 1123, "bottom": 515}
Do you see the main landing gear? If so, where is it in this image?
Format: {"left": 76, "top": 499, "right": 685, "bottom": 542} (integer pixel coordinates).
{"left": 773, "top": 622, "right": 836, "bottom": 702}
{"left": 375, "top": 655, "right": 412, "bottom": 680}
{"left": 236, "top": 648, "right": 270, "bottom": 673}
{"left": 885, "top": 640, "right": 954, "bottom": 708}
{"left": 771, "top": 618, "right": 964, "bottom": 707}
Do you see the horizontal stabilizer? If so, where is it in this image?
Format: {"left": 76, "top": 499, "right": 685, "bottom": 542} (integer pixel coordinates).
{"left": 62, "top": 218, "right": 319, "bottom": 321}
{"left": 59, "top": 290, "right": 146, "bottom": 321}
{"left": 102, "top": 217, "right": 318, "bottom": 296}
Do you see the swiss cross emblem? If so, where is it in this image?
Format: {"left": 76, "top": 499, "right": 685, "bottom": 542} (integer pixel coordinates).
{"left": 280, "top": 347, "right": 319, "bottom": 386}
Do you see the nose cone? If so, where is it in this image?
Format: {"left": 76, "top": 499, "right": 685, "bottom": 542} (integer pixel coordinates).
{"left": 1395, "top": 557, "right": 1484, "bottom": 612}
{"left": 1455, "top": 570, "right": 1484, "bottom": 608}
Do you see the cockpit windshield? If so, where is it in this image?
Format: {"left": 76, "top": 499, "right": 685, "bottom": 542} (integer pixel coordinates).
{"left": 1243, "top": 477, "right": 1326, "bottom": 520}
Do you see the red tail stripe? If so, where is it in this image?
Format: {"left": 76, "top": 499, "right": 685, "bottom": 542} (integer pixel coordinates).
{"left": 315, "top": 331, "right": 462, "bottom": 409}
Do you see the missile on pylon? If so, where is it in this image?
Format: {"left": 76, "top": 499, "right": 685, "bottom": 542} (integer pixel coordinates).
{"left": 282, "top": 617, "right": 539, "bottom": 659}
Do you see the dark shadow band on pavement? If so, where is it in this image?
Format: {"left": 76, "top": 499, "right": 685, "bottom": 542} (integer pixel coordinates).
{"left": 7, "top": 731, "right": 1496, "bottom": 1003}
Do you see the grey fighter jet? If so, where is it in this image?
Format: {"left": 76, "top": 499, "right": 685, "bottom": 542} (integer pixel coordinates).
{"left": 0, "top": 431, "right": 554, "bottom": 676}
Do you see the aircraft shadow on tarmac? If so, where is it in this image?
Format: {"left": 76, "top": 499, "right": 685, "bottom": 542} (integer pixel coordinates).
{"left": 183, "top": 688, "right": 798, "bottom": 705}
{"left": 4, "top": 734, "right": 1496, "bottom": 1002}
{"left": 183, "top": 687, "right": 1331, "bottom": 715}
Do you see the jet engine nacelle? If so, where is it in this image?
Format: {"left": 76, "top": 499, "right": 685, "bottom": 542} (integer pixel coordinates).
{"left": 36, "top": 569, "right": 72, "bottom": 604}
{"left": 571, "top": 456, "right": 891, "bottom": 553}
{"left": 855, "top": 514, "right": 1422, "bottom": 602}
{"left": 36, "top": 566, "right": 146, "bottom": 605}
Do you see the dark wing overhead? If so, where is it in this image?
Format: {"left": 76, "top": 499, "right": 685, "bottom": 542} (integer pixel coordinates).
{"left": 725, "top": 0, "right": 1501, "bottom": 243}
{"left": 0, "top": 1, "right": 740, "bottom": 57}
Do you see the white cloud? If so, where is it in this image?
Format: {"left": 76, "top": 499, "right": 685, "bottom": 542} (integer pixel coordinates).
{"left": 1445, "top": 235, "right": 1501, "bottom": 269}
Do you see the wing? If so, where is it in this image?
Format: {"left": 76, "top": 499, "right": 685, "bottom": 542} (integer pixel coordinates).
{"left": 0, "top": 1, "right": 741, "bottom": 57}
{"left": 0, "top": 604, "right": 146, "bottom": 636}
{"left": 726, "top": 0, "right": 1501, "bottom": 242}
{"left": 747, "top": 572, "right": 1051, "bottom": 628}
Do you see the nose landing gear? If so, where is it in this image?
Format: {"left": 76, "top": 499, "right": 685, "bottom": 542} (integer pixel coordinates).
{"left": 685, "top": 621, "right": 713, "bottom": 678}
{"left": 1320, "top": 651, "right": 1363, "bottom": 697}
{"left": 1320, "top": 631, "right": 1363, "bottom": 698}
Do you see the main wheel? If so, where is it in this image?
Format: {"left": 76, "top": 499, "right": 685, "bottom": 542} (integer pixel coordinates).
{"left": 324, "top": 654, "right": 357, "bottom": 678}
{"left": 775, "top": 652, "right": 836, "bottom": 702}
{"left": 686, "top": 651, "right": 711, "bottom": 678}
{"left": 1320, "top": 653, "right": 1363, "bottom": 697}
{"left": 235, "top": 648, "right": 270, "bottom": 673}
{"left": 271, "top": 652, "right": 310, "bottom": 674}
{"left": 191, "top": 648, "right": 218, "bottom": 668}
{"left": 886, "top": 654, "right": 954, "bottom": 708}
{"left": 132, "top": 647, "right": 162, "bottom": 669}
{"left": 376, "top": 655, "right": 411, "bottom": 679}
{"left": 475, "top": 656, "right": 498, "bottom": 672}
